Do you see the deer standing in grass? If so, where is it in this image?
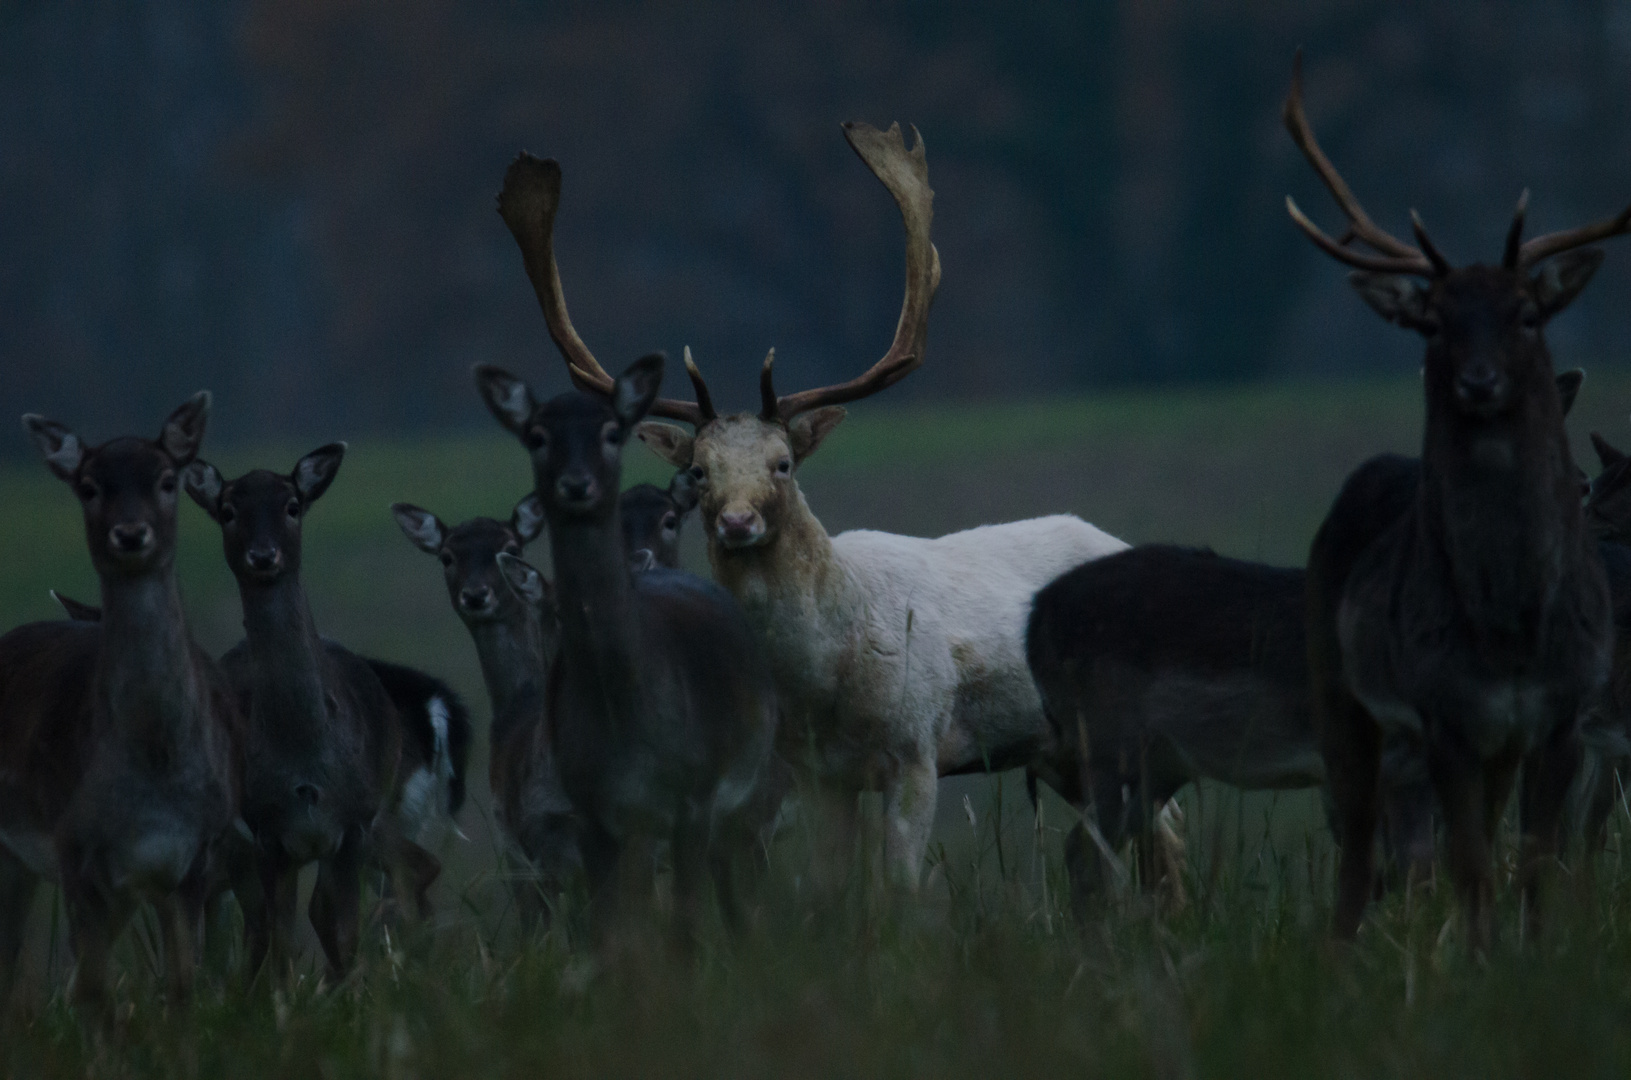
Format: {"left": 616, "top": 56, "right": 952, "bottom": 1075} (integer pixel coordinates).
{"left": 186, "top": 446, "right": 461, "bottom": 976}
{"left": 492, "top": 122, "right": 1126, "bottom": 887}
{"left": 473, "top": 353, "right": 779, "bottom": 940}
{"left": 1287, "top": 55, "right": 1627, "bottom": 944}
{"left": 0, "top": 395, "right": 244, "bottom": 1016}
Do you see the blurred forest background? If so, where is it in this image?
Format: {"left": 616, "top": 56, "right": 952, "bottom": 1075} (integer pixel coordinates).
{"left": 5, "top": 0, "right": 1631, "bottom": 443}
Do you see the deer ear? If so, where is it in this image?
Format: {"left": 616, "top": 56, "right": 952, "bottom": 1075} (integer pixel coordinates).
{"left": 391, "top": 503, "right": 446, "bottom": 554}
{"left": 1591, "top": 432, "right": 1627, "bottom": 471}
{"left": 22, "top": 415, "right": 84, "bottom": 482}
{"left": 184, "top": 460, "right": 225, "bottom": 520}
{"left": 294, "top": 442, "right": 346, "bottom": 504}
{"left": 667, "top": 469, "right": 699, "bottom": 514}
{"left": 788, "top": 406, "right": 846, "bottom": 464}
{"left": 496, "top": 551, "right": 549, "bottom": 607}
{"left": 636, "top": 422, "right": 694, "bottom": 468}
{"left": 159, "top": 391, "right": 211, "bottom": 465}
{"left": 511, "top": 492, "right": 546, "bottom": 543}
{"left": 1555, "top": 369, "right": 1585, "bottom": 417}
{"left": 613, "top": 354, "right": 665, "bottom": 427}
{"left": 473, "top": 365, "right": 537, "bottom": 436}
{"left": 1534, "top": 248, "right": 1604, "bottom": 320}
{"left": 1348, "top": 273, "right": 1433, "bottom": 331}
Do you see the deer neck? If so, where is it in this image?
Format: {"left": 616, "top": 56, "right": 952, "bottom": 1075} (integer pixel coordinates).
{"left": 1421, "top": 385, "right": 1583, "bottom": 644}
{"left": 547, "top": 510, "right": 643, "bottom": 704}
{"left": 470, "top": 606, "right": 549, "bottom": 747}
{"left": 236, "top": 572, "right": 330, "bottom": 742}
{"left": 95, "top": 563, "right": 207, "bottom": 745}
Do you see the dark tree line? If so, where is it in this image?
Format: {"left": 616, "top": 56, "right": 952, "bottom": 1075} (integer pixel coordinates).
{"left": 4, "top": 0, "right": 1630, "bottom": 442}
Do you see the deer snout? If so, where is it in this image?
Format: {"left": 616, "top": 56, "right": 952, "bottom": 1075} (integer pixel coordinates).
{"left": 459, "top": 584, "right": 495, "bottom": 613}
{"left": 555, "top": 473, "right": 598, "bottom": 506}
{"left": 108, "top": 522, "right": 154, "bottom": 555}
{"left": 1455, "top": 366, "right": 1506, "bottom": 408}
{"left": 244, "top": 545, "right": 283, "bottom": 575}
{"left": 717, "top": 508, "right": 766, "bottom": 548}
{"left": 294, "top": 782, "right": 323, "bottom": 806}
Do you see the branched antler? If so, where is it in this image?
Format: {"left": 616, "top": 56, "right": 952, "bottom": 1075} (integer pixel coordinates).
{"left": 496, "top": 153, "right": 708, "bottom": 426}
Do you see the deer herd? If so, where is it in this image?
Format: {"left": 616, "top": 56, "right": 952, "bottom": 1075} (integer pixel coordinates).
{"left": 4, "top": 54, "right": 1631, "bottom": 1022}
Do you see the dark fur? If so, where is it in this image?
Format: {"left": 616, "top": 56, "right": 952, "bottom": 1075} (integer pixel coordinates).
{"left": 1, "top": 397, "right": 245, "bottom": 1016}
{"left": 476, "top": 354, "right": 778, "bottom": 941}
{"left": 1309, "top": 260, "right": 1612, "bottom": 945}
{"left": 619, "top": 472, "right": 699, "bottom": 570}
{"left": 187, "top": 447, "right": 445, "bottom": 977}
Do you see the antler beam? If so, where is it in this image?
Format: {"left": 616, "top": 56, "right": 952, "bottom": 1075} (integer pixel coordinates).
{"left": 496, "top": 152, "right": 708, "bottom": 427}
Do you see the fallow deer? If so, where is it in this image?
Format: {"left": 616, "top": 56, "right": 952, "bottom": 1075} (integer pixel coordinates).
{"left": 620, "top": 469, "right": 699, "bottom": 571}
{"left": 1288, "top": 54, "right": 1626, "bottom": 943}
{"left": 0, "top": 395, "right": 244, "bottom": 1016}
{"left": 186, "top": 446, "right": 461, "bottom": 976}
{"left": 473, "top": 354, "right": 779, "bottom": 940}
{"left": 491, "top": 123, "right": 1126, "bottom": 887}
{"left": 391, "top": 494, "right": 578, "bottom": 923}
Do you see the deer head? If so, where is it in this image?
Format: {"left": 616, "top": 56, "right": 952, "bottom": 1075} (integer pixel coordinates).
{"left": 491, "top": 122, "right": 939, "bottom": 553}
{"left": 392, "top": 494, "right": 547, "bottom": 623}
{"left": 185, "top": 444, "right": 346, "bottom": 584}
{"left": 23, "top": 393, "right": 210, "bottom": 578}
{"left": 1284, "top": 53, "right": 1630, "bottom": 428}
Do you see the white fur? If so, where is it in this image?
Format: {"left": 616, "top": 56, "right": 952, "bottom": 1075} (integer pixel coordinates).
{"left": 728, "top": 511, "right": 1127, "bottom": 882}
{"left": 397, "top": 695, "right": 458, "bottom": 847}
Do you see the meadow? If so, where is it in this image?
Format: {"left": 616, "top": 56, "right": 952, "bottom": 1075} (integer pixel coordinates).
{"left": 5, "top": 372, "right": 1631, "bottom": 1077}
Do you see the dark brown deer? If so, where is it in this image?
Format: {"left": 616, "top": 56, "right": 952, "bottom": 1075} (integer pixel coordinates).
{"left": 620, "top": 467, "right": 699, "bottom": 571}
{"left": 0, "top": 395, "right": 244, "bottom": 1016}
{"left": 186, "top": 446, "right": 456, "bottom": 976}
{"left": 1288, "top": 54, "right": 1626, "bottom": 943}
{"left": 391, "top": 495, "right": 579, "bottom": 924}
{"left": 474, "top": 353, "right": 779, "bottom": 941}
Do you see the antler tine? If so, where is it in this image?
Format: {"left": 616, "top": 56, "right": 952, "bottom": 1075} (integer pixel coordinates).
{"left": 1282, "top": 50, "right": 1435, "bottom": 274}
{"left": 1285, "top": 197, "right": 1437, "bottom": 274}
{"left": 683, "top": 347, "right": 717, "bottom": 423}
{"left": 1502, "top": 189, "right": 1530, "bottom": 269}
{"left": 1519, "top": 196, "right": 1631, "bottom": 268}
{"left": 770, "top": 121, "right": 941, "bottom": 422}
{"left": 758, "top": 349, "right": 779, "bottom": 421}
{"left": 1410, "top": 210, "right": 1451, "bottom": 275}
{"left": 497, "top": 152, "right": 706, "bottom": 427}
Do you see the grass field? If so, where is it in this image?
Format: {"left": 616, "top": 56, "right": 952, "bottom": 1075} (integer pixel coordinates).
{"left": 6, "top": 373, "right": 1631, "bottom": 1076}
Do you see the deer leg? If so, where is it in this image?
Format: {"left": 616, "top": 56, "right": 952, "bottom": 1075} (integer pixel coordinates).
{"left": 1518, "top": 725, "right": 1582, "bottom": 941}
{"left": 0, "top": 848, "right": 37, "bottom": 1006}
{"left": 1426, "top": 734, "right": 1499, "bottom": 951}
{"left": 577, "top": 820, "right": 622, "bottom": 945}
{"left": 309, "top": 831, "right": 364, "bottom": 980}
{"left": 670, "top": 803, "right": 708, "bottom": 949}
{"left": 256, "top": 852, "right": 300, "bottom": 983}
{"left": 1321, "top": 691, "right": 1381, "bottom": 940}
{"left": 62, "top": 873, "right": 128, "bottom": 1024}
{"left": 882, "top": 755, "right": 938, "bottom": 890}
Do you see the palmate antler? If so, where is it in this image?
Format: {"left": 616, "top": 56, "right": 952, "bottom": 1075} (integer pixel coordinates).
{"left": 495, "top": 153, "right": 710, "bottom": 426}
{"left": 1284, "top": 50, "right": 1631, "bottom": 275}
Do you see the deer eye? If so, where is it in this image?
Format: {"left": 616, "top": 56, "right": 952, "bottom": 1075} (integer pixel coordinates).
{"left": 286, "top": 499, "right": 301, "bottom": 519}
{"left": 775, "top": 458, "right": 792, "bottom": 477}
{"left": 1519, "top": 303, "right": 1541, "bottom": 330}
{"left": 602, "top": 422, "right": 622, "bottom": 447}
{"left": 688, "top": 465, "right": 707, "bottom": 484}
{"left": 439, "top": 551, "right": 454, "bottom": 567}
{"left": 503, "top": 542, "right": 521, "bottom": 557}
{"left": 526, "top": 427, "right": 548, "bottom": 452}
{"left": 219, "top": 503, "right": 237, "bottom": 524}
{"left": 77, "top": 481, "right": 98, "bottom": 501}
{"left": 158, "top": 471, "right": 177, "bottom": 494}
{"left": 661, "top": 512, "right": 678, "bottom": 533}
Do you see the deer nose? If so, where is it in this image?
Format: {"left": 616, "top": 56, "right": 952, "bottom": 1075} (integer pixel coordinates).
{"left": 1456, "top": 367, "right": 1503, "bottom": 404}
{"left": 245, "top": 546, "right": 282, "bottom": 573}
{"left": 555, "top": 474, "right": 596, "bottom": 504}
{"left": 294, "top": 783, "right": 323, "bottom": 806}
{"left": 717, "top": 510, "right": 764, "bottom": 547}
{"left": 109, "top": 523, "right": 154, "bottom": 554}
{"left": 460, "top": 585, "right": 494, "bottom": 612}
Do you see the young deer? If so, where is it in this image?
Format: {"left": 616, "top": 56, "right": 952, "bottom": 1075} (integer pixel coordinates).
{"left": 186, "top": 446, "right": 460, "bottom": 976}
{"left": 620, "top": 470, "right": 699, "bottom": 571}
{"left": 1, "top": 395, "right": 243, "bottom": 1015}
{"left": 1288, "top": 55, "right": 1626, "bottom": 943}
{"left": 391, "top": 495, "right": 579, "bottom": 922}
{"left": 492, "top": 124, "right": 1125, "bottom": 887}
{"left": 473, "top": 353, "right": 779, "bottom": 940}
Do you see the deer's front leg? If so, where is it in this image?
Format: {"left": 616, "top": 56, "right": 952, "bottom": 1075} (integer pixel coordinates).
{"left": 883, "top": 754, "right": 938, "bottom": 890}
{"left": 0, "top": 847, "right": 37, "bottom": 1007}
{"left": 309, "top": 829, "right": 364, "bottom": 979}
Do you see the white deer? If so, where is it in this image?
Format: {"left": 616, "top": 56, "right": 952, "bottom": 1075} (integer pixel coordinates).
{"left": 493, "top": 121, "right": 1127, "bottom": 884}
